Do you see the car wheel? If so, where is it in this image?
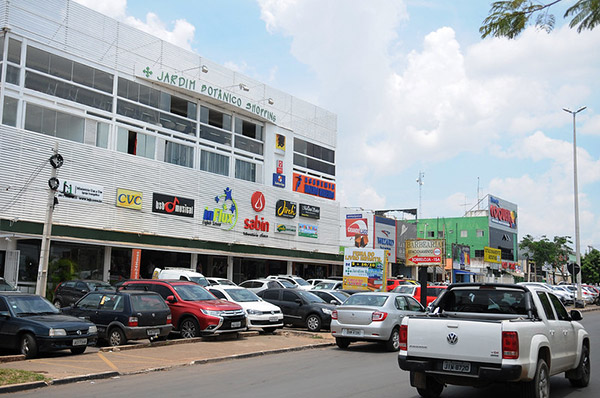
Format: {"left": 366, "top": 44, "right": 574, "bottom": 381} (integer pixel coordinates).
{"left": 336, "top": 337, "right": 351, "bottom": 349}
{"left": 384, "top": 327, "right": 401, "bottom": 352}
{"left": 53, "top": 299, "right": 61, "bottom": 308}
{"left": 180, "top": 318, "right": 200, "bottom": 338}
{"left": 416, "top": 375, "right": 444, "bottom": 398}
{"left": 108, "top": 327, "right": 127, "bottom": 346}
{"left": 521, "top": 358, "right": 550, "bottom": 398}
{"left": 567, "top": 344, "right": 590, "bottom": 388}
{"left": 262, "top": 327, "right": 278, "bottom": 334}
{"left": 306, "top": 314, "right": 322, "bottom": 332}
{"left": 20, "top": 334, "right": 38, "bottom": 359}
{"left": 70, "top": 346, "right": 86, "bottom": 355}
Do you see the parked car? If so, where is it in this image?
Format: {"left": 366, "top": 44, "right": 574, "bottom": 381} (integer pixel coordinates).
{"left": 121, "top": 280, "right": 246, "bottom": 338}
{"left": 206, "top": 277, "right": 237, "bottom": 286}
{"left": 266, "top": 275, "right": 312, "bottom": 290}
{"left": 239, "top": 278, "right": 295, "bottom": 293}
{"left": 386, "top": 278, "right": 419, "bottom": 291}
{"left": 53, "top": 279, "right": 115, "bottom": 308}
{"left": 518, "top": 282, "right": 576, "bottom": 306}
{"left": 0, "top": 291, "right": 97, "bottom": 358}
{"left": 0, "top": 277, "right": 17, "bottom": 291}
{"left": 562, "top": 284, "right": 596, "bottom": 304}
{"left": 331, "top": 292, "right": 425, "bottom": 351}
{"left": 312, "top": 280, "right": 343, "bottom": 290}
{"left": 62, "top": 290, "right": 172, "bottom": 346}
{"left": 310, "top": 290, "right": 350, "bottom": 305}
{"left": 550, "top": 285, "right": 575, "bottom": 306}
{"left": 307, "top": 278, "right": 331, "bottom": 287}
{"left": 207, "top": 286, "right": 283, "bottom": 333}
{"left": 152, "top": 267, "right": 209, "bottom": 286}
{"left": 392, "top": 284, "right": 447, "bottom": 306}
{"left": 257, "top": 288, "right": 335, "bottom": 332}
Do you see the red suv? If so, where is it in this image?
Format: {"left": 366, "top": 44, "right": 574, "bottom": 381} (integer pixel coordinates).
{"left": 121, "top": 280, "right": 246, "bottom": 338}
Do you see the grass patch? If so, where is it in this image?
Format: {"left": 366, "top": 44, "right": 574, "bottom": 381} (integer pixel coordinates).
{"left": 0, "top": 369, "right": 47, "bottom": 386}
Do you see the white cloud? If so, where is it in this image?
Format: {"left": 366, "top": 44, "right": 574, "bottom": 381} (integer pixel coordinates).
{"left": 74, "top": 0, "right": 195, "bottom": 50}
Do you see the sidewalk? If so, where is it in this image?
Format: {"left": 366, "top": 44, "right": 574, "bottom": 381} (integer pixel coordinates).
{"left": 0, "top": 330, "right": 335, "bottom": 394}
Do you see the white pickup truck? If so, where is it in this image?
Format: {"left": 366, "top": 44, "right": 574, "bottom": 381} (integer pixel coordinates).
{"left": 398, "top": 283, "right": 590, "bottom": 398}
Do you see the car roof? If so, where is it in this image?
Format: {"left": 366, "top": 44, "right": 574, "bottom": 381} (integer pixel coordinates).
{"left": 208, "top": 285, "right": 244, "bottom": 291}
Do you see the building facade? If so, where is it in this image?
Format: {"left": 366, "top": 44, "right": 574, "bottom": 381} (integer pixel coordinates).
{"left": 0, "top": 0, "right": 342, "bottom": 293}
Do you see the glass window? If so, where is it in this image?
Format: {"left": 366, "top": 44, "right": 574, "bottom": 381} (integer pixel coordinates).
{"left": 2, "top": 96, "right": 18, "bottom": 127}
{"left": 200, "top": 150, "right": 229, "bottom": 176}
{"left": 537, "top": 292, "right": 555, "bottom": 320}
{"left": 234, "top": 135, "right": 263, "bottom": 155}
{"left": 548, "top": 293, "right": 569, "bottom": 321}
{"left": 235, "top": 159, "right": 256, "bottom": 182}
{"left": 200, "top": 125, "right": 231, "bottom": 146}
{"left": 92, "top": 69, "right": 114, "bottom": 93}
{"left": 165, "top": 141, "right": 193, "bottom": 168}
{"left": 131, "top": 294, "right": 167, "bottom": 311}
{"left": 476, "top": 230, "right": 485, "bottom": 238}
{"left": 200, "top": 106, "right": 231, "bottom": 130}
{"left": 149, "top": 285, "right": 174, "bottom": 300}
{"left": 77, "top": 293, "right": 102, "bottom": 309}
{"left": 116, "top": 127, "right": 155, "bottom": 159}
{"left": 72, "top": 62, "right": 94, "bottom": 87}
{"left": 24, "top": 103, "right": 84, "bottom": 143}
{"left": 56, "top": 111, "right": 84, "bottom": 142}
{"left": 210, "top": 290, "right": 226, "bottom": 299}
{"left": 7, "top": 38, "right": 21, "bottom": 64}
{"left": 261, "top": 289, "right": 278, "bottom": 300}
{"left": 96, "top": 122, "right": 109, "bottom": 148}
{"left": 293, "top": 153, "right": 335, "bottom": 175}
{"left": 49, "top": 53, "right": 72, "bottom": 80}
{"left": 26, "top": 46, "right": 50, "bottom": 72}
{"left": 405, "top": 296, "right": 424, "bottom": 312}
{"left": 395, "top": 296, "right": 408, "bottom": 310}
{"left": 282, "top": 290, "right": 298, "bottom": 302}
{"left": 6, "top": 64, "right": 20, "bottom": 85}
{"left": 460, "top": 230, "right": 468, "bottom": 238}
{"left": 235, "top": 117, "right": 262, "bottom": 140}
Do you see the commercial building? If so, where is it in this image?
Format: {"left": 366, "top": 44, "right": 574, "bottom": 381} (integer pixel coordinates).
{"left": 0, "top": 0, "right": 341, "bottom": 293}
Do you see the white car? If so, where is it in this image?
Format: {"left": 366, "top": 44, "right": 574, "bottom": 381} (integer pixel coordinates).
{"left": 266, "top": 275, "right": 312, "bottom": 290}
{"left": 517, "top": 282, "right": 573, "bottom": 306}
{"left": 206, "top": 277, "right": 237, "bottom": 286}
{"left": 238, "top": 278, "right": 294, "bottom": 293}
{"left": 207, "top": 286, "right": 284, "bottom": 333}
{"left": 312, "top": 280, "right": 343, "bottom": 290}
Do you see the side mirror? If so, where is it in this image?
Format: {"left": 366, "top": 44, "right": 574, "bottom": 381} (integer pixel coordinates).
{"left": 166, "top": 295, "right": 177, "bottom": 303}
{"left": 330, "top": 300, "right": 338, "bottom": 305}
{"left": 295, "top": 298, "right": 303, "bottom": 305}
{"left": 570, "top": 309, "right": 583, "bottom": 321}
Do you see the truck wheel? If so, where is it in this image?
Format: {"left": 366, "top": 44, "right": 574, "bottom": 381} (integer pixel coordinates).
{"left": 567, "top": 344, "right": 590, "bottom": 387}
{"left": 336, "top": 337, "right": 350, "bottom": 349}
{"left": 416, "top": 376, "right": 444, "bottom": 398}
{"left": 521, "top": 358, "right": 549, "bottom": 398}
{"left": 384, "top": 327, "right": 400, "bottom": 351}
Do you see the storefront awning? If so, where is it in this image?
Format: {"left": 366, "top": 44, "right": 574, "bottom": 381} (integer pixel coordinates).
{"left": 454, "top": 269, "right": 479, "bottom": 275}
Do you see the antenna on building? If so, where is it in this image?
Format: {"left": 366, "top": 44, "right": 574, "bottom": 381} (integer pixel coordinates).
{"left": 416, "top": 171, "right": 424, "bottom": 218}
{"left": 477, "top": 177, "right": 480, "bottom": 210}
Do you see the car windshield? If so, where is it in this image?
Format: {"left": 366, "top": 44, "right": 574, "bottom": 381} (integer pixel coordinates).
{"left": 173, "top": 284, "right": 216, "bottom": 301}
{"left": 293, "top": 278, "right": 310, "bottom": 286}
{"left": 189, "top": 277, "right": 209, "bottom": 287}
{"left": 313, "top": 282, "right": 336, "bottom": 290}
{"left": 330, "top": 291, "right": 350, "bottom": 302}
{"left": 87, "top": 281, "right": 115, "bottom": 291}
{"left": 280, "top": 280, "right": 295, "bottom": 288}
{"left": 345, "top": 294, "right": 388, "bottom": 307}
{"left": 6, "top": 295, "right": 60, "bottom": 315}
{"left": 217, "top": 279, "right": 236, "bottom": 286}
{"left": 393, "top": 286, "right": 416, "bottom": 294}
{"left": 225, "top": 289, "right": 260, "bottom": 302}
{"left": 297, "top": 290, "right": 326, "bottom": 303}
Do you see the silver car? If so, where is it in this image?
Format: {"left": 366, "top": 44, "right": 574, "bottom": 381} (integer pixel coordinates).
{"left": 330, "top": 292, "right": 425, "bottom": 351}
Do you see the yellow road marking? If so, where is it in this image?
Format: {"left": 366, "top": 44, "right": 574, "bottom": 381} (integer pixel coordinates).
{"left": 97, "top": 352, "right": 119, "bottom": 371}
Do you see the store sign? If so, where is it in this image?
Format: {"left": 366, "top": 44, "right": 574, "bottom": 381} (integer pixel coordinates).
{"left": 405, "top": 239, "right": 444, "bottom": 267}
{"left": 276, "top": 160, "right": 284, "bottom": 174}
{"left": 484, "top": 247, "right": 501, "bottom": 264}
{"left": 298, "top": 223, "right": 318, "bottom": 238}
{"left": 276, "top": 224, "right": 296, "bottom": 235}
{"left": 251, "top": 191, "right": 265, "bottom": 212}
{"left": 488, "top": 195, "right": 517, "bottom": 232}
{"left": 152, "top": 193, "right": 194, "bottom": 217}
{"left": 345, "top": 215, "right": 369, "bottom": 247}
{"left": 116, "top": 188, "right": 142, "bottom": 210}
{"left": 203, "top": 187, "right": 238, "bottom": 230}
{"left": 374, "top": 216, "right": 396, "bottom": 263}
{"left": 130, "top": 249, "right": 141, "bottom": 279}
{"left": 138, "top": 66, "right": 277, "bottom": 123}
{"left": 276, "top": 200, "right": 296, "bottom": 218}
{"left": 243, "top": 215, "right": 269, "bottom": 238}
{"left": 276, "top": 134, "right": 286, "bottom": 151}
{"left": 299, "top": 204, "right": 320, "bottom": 219}
{"left": 272, "top": 173, "right": 286, "bottom": 188}
{"left": 293, "top": 173, "right": 335, "bottom": 200}
{"left": 56, "top": 178, "right": 103, "bottom": 204}
{"left": 343, "top": 248, "right": 387, "bottom": 291}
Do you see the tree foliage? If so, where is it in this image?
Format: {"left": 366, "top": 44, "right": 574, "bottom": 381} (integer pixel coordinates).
{"left": 480, "top": 0, "right": 600, "bottom": 39}
{"left": 582, "top": 248, "right": 600, "bottom": 284}
{"left": 519, "top": 234, "right": 572, "bottom": 282}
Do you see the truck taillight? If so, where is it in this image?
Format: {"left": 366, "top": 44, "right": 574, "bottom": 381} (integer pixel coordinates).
{"left": 128, "top": 316, "right": 138, "bottom": 327}
{"left": 167, "top": 314, "right": 172, "bottom": 324}
{"left": 399, "top": 325, "right": 408, "bottom": 351}
{"left": 331, "top": 310, "right": 338, "bottom": 320}
{"left": 372, "top": 311, "right": 388, "bottom": 321}
{"left": 502, "top": 331, "right": 519, "bottom": 359}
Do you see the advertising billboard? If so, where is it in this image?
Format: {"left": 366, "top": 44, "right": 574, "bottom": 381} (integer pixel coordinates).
{"left": 452, "top": 244, "right": 471, "bottom": 270}
{"left": 396, "top": 221, "right": 417, "bottom": 261}
{"left": 340, "top": 209, "right": 373, "bottom": 249}
{"left": 374, "top": 216, "right": 397, "bottom": 263}
{"left": 488, "top": 195, "right": 518, "bottom": 233}
{"left": 405, "top": 239, "right": 444, "bottom": 267}
{"left": 343, "top": 248, "right": 388, "bottom": 291}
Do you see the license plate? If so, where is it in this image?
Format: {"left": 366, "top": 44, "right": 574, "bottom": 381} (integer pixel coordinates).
{"left": 442, "top": 360, "right": 471, "bottom": 373}
{"left": 343, "top": 329, "right": 364, "bottom": 336}
{"left": 146, "top": 328, "right": 160, "bottom": 336}
{"left": 72, "top": 338, "right": 87, "bottom": 346}
{"left": 231, "top": 321, "right": 241, "bottom": 328}
{"left": 269, "top": 316, "right": 279, "bottom": 322}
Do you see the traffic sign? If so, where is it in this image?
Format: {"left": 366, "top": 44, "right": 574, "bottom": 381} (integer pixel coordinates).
{"left": 567, "top": 263, "right": 580, "bottom": 275}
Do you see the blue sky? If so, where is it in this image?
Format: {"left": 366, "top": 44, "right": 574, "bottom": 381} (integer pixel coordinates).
{"left": 75, "top": 0, "right": 600, "bottom": 251}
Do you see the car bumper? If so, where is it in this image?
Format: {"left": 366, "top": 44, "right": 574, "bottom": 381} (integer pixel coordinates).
{"left": 398, "top": 355, "right": 522, "bottom": 384}
{"left": 331, "top": 320, "right": 392, "bottom": 342}
{"left": 121, "top": 324, "right": 173, "bottom": 340}
{"left": 247, "top": 314, "right": 284, "bottom": 329}
{"left": 202, "top": 315, "right": 247, "bottom": 335}
{"left": 37, "top": 335, "right": 98, "bottom": 352}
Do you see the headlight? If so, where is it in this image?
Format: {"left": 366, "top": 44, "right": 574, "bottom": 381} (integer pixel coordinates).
{"left": 246, "top": 309, "right": 262, "bottom": 315}
{"left": 49, "top": 328, "right": 66, "bottom": 336}
{"left": 88, "top": 325, "right": 97, "bottom": 334}
{"left": 201, "top": 309, "right": 223, "bottom": 317}
{"left": 321, "top": 308, "right": 332, "bottom": 315}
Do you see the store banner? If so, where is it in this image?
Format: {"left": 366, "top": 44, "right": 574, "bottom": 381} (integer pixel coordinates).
{"left": 484, "top": 246, "right": 501, "bottom": 263}
{"left": 343, "top": 248, "right": 387, "bottom": 291}
{"left": 130, "top": 249, "right": 141, "bottom": 279}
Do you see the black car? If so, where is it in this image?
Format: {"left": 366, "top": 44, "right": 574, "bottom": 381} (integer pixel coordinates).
{"left": 62, "top": 290, "right": 172, "bottom": 346}
{"left": 310, "top": 290, "right": 350, "bottom": 305}
{"left": 0, "top": 291, "right": 98, "bottom": 359}
{"left": 53, "top": 279, "right": 115, "bottom": 308}
{"left": 257, "top": 288, "right": 335, "bottom": 332}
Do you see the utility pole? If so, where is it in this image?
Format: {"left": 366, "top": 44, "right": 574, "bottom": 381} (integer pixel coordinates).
{"left": 35, "top": 143, "right": 63, "bottom": 297}
{"left": 416, "top": 171, "right": 424, "bottom": 218}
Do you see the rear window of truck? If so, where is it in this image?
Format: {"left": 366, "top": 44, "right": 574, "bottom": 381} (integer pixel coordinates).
{"left": 440, "top": 289, "right": 528, "bottom": 315}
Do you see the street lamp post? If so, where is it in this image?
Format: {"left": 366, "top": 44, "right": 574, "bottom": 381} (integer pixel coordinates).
{"left": 563, "top": 106, "right": 586, "bottom": 307}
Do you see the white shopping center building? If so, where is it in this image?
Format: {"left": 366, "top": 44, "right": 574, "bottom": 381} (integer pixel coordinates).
{"left": 0, "top": 0, "right": 342, "bottom": 293}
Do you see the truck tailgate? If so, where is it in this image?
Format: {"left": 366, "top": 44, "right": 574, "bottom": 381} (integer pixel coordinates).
{"left": 407, "top": 318, "right": 503, "bottom": 364}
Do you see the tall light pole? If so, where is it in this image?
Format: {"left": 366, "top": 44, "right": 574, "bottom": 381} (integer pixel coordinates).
{"left": 563, "top": 106, "right": 586, "bottom": 306}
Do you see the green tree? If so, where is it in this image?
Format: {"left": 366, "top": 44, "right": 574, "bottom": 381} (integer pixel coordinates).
{"left": 480, "top": 0, "right": 600, "bottom": 39}
{"left": 519, "top": 234, "right": 573, "bottom": 283}
{"left": 581, "top": 248, "right": 600, "bottom": 284}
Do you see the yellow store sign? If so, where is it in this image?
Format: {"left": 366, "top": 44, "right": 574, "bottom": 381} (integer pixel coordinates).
{"left": 484, "top": 247, "right": 501, "bottom": 263}
{"left": 116, "top": 188, "right": 143, "bottom": 210}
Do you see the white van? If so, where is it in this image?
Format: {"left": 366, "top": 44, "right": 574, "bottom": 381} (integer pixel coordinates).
{"left": 152, "top": 267, "right": 209, "bottom": 286}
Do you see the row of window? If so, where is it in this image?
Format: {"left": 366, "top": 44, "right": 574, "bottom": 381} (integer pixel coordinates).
{"left": 423, "top": 229, "right": 485, "bottom": 238}
{"left": 293, "top": 137, "right": 335, "bottom": 177}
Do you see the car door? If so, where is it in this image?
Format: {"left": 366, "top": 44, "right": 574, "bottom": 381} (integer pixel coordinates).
{"left": 0, "top": 297, "right": 16, "bottom": 349}
{"left": 94, "top": 293, "right": 125, "bottom": 336}
{"left": 548, "top": 292, "right": 578, "bottom": 370}
{"left": 536, "top": 291, "right": 566, "bottom": 372}
{"left": 72, "top": 281, "right": 90, "bottom": 305}
{"left": 280, "top": 290, "right": 303, "bottom": 325}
